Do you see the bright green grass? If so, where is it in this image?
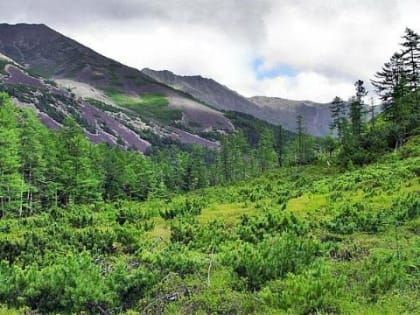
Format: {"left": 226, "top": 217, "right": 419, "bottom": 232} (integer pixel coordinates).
{"left": 106, "top": 91, "right": 182, "bottom": 124}
{"left": 1, "top": 140, "right": 418, "bottom": 314}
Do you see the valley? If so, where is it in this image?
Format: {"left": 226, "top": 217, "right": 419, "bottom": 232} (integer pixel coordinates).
{"left": 0, "top": 20, "right": 419, "bottom": 315}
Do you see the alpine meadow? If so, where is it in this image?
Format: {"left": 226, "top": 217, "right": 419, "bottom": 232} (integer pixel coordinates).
{"left": 0, "top": 3, "right": 419, "bottom": 315}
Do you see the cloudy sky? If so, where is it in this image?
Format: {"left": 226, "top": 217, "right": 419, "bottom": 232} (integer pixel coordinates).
{"left": 2, "top": 0, "right": 420, "bottom": 102}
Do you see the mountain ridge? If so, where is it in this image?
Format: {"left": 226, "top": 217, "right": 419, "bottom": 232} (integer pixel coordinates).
{"left": 142, "top": 68, "right": 331, "bottom": 136}
{"left": 1, "top": 23, "right": 331, "bottom": 153}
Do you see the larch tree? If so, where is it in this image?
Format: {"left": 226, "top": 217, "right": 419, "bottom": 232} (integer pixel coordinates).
{"left": 349, "top": 80, "right": 367, "bottom": 141}
{"left": 0, "top": 93, "right": 23, "bottom": 216}
{"left": 329, "top": 96, "right": 347, "bottom": 138}
{"left": 18, "top": 109, "right": 48, "bottom": 215}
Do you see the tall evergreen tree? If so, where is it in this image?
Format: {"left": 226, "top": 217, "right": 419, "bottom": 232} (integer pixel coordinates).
{"left": 57, "top": 118, "right": 101, "bottom": 204}
{"left": 258, "top": 128, "right": 277, "bottom": 171}
{"left": 0, "top": 93, "right": 22, "bottom": 216}
{"left": 294, "top": 115, "right": 312, "bottom": 164}
{"left": 18, "top": 109, "right": 48, "bottom": 214}
{"left": 401, "top": 27, "right": 420, "bottom": 91}
{"left": 274, "top": 126, "right": 285, "bottom": 166}
{"left": 329, "top": 96, "right": 347, "bottom": 138}
{"left": 349, "top": 80, "right": 367, "bottom": 140}
{"left": 372, "top": 52, "right": 406, "bottom": 114}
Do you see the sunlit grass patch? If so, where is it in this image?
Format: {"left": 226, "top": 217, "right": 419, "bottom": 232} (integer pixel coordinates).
{"left": 106, "top": 91, "right": 182, "bottom": 124}
{"left": 198, "top": 202, "right": 256, "bottom": 226}
{"left": 286, "top": 193, "right": 328, "bottom": 217}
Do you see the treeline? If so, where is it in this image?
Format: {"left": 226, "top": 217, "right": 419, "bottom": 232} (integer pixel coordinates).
{"left": 325, "top": 27, "right": 419, "bottom": 167}
{"left": 1, "top": 28, "right": 418, "bottom": 216}
{"left": 0, "top": 93, "right": 292, "bottom": 216}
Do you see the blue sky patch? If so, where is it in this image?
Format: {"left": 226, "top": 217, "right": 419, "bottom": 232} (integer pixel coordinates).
{"left": 253, "top": 57, "right": 297, "bottom": 80}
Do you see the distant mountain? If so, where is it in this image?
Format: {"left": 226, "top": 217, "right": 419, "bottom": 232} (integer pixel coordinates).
{"left": 0, "top": 23, "right": 236, "bottom": 151}
{"left": 0, "top": 23, "right": 331, "bottom": 155}
{"left": 142, "top": 68, "right": 263, "bottom": 115}
{"left": 142, "top": 68, "right": 331, "bottom": 136}
{"left": 249, "top": 96, "right": 331, "bottom": 137}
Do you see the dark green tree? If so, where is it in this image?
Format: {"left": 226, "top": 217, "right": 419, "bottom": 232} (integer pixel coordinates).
{"left": 274, "top": 126, "right": 285, "bottom": 166}
{"left": 349, "top": 80, "right": 367, "bottom": 141}
{"left": 401, "top": 27, "right": 420, "bottom": 91}
{"left": 294, "top": 115, "right": 313, "bottom": 165}
{"left": 18, "top": 109, "right": 48, "bottom": 215}
{"left": 0, "top": 93, "right": 22, "bottom": 216}
{"left": 258, "top": 128, "right": 277, "bottom": 171}
{"left": 56, "top": 118, "right": 101, "bottom": 204}
{"left": 329, "top": 96, "right": 347, "bottom": 138}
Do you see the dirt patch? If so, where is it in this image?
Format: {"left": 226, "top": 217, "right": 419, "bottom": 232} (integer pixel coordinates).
{"left": 167, "top": 96, "right": 233, "bottom": 132}
{"left": 55, "top": 79, "right": 115, "bottom": 105}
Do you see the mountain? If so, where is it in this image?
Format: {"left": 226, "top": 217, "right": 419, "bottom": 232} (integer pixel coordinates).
{"left": 142, "top": 68, "right": 331, "bottom": 136}
{"left": 249, "top": 96, "right": 331, "bottom": 136}
{"left": 0, "top": 23, "right": 329, "bottom": 154}
{"left": 0, "top": 23, "right": 236, "bottom": 151}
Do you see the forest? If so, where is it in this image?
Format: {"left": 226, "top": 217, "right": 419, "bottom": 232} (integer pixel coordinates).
{"left": 0, "top": 28, "right": 419, "bottom": 314}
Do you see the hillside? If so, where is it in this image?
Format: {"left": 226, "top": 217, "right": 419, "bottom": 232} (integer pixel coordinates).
{"left": 0, "top": 20, "right": 419, "bottom": 315}
{"left": 250, "top": 96, "right": 331, "bottom": 136}
{"left": 0, "top": 23, "right": 235, "bottom": 150}
{"left": 142, "top": 68, "right": 330, "bottom": 136}
{"left": 0, "top": 132, "right": 418, "bottom": 313}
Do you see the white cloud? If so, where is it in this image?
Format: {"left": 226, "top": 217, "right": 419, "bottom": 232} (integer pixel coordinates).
{"left": 255, "top": 72, "right": 355, "bottom": 102}
{"left": 2, "top": 0, "right": 420, "bottom": 102}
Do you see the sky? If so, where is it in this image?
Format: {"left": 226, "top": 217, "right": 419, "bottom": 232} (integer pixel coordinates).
{"left": 1, "top": 0, "right": 420, "bottom": 102}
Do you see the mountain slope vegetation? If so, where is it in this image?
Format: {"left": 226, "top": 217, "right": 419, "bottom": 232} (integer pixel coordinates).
{"left": 142, "top": 68, "right": 331, "bottom": 136}
{"left": 0, "top": 128, "right": 418, "bottom": 313}
{"left": 0, "top": 24, "right": 419, "bottom": 315}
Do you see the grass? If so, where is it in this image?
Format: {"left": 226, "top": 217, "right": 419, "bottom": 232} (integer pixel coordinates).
{"left": 198, "top": 202, "right": 255, "bottom": 225}
{"left": 286, "top": 193, "right": 327, "bottom": 218}
{"left": 0, "top": 306, "right": 23, "bottom": 315}
{"left": 106, "top": 90, "right": 182, "bottom": 124}
{"left": 1, "top": 138, "right": 418, "bottom": 314}
{"left": 148, "top": 202, "right": 256, "bottom": 241}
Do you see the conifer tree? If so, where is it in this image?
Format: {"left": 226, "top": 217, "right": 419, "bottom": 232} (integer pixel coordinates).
{"left": 401, "top": 27, "right": 420, "bottom": 91}
{"left": 329, "top": 96, "right": 347, "bottom": 138}
{"left": 295, "top": 115, "right": 312, "bottom": 164}
{"left": 349, "top": 80, "right": 367, "bottom": 140}
{"left": 258, "top": 128, "right": 277, "bottom": 171}
{"left": 57, "top": 118, "right": 100, "bottom": 204}
{"left": 18, "top": 109, "right": 48, "bottom": 214}
{"left": 0, "top": 93, "right": 22, "bottom": 216}
{"left": 274, "top": 126, "right": 285, "bottom": 166}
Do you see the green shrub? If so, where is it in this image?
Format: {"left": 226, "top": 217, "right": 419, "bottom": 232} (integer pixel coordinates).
{"left": 222, "top": 233, "right": 321, "bottom": 289}
{"left": 364, "top": 252, "right": 409, "bottom": 302}
{"left": 238, "top": 210, "right": 307, "bottom": 243}
{"left": 260, "top": 262, "right": 344, "bottom": 314}
{"left": 0, "top": 253, "right": 113, "bottom": 313}
{"left": 160, "top": 197, "right": 204, "bottom": 220}
{"left": 327, "top": 202, "right": 384, "bottom": 234}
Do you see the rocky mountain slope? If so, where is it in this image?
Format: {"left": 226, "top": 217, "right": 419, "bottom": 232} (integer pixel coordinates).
{"left": 249, "top": 96, "right": 331, "bottom": 136}
{"left": 0, "top": 23, "right": 331, "bottom": 154}
{"left": 142, "top": 68, "right": 331, "bottom": 136}
{"left": 0, "top": 23, "right": 236, "bottom": 151}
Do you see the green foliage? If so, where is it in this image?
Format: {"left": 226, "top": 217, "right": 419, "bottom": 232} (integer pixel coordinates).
{"left": 0, "top": 252, "right": 113, "bottom": 313}
{"left": 0, "top": 93, "right": 22, "bottom": 216}
{"left": 260, "top": 262, "right": 345, "bottom": 314}
{"left": 327, "top": 202, "right": 384, "bottom": 234}
{"left": 222, "top": 233, "right": 321, "bottom": 289}
{"left": 238, "top": 210, "right": 307, "bottom": 243}
{"left": 0, "top": 76, "right": 419, "bottom": 314}
{"left": 160, "top": 197, "right": 204, "bottom": 219}
{"left": 107, "top": 91, "right": 182, "bottom": 124}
